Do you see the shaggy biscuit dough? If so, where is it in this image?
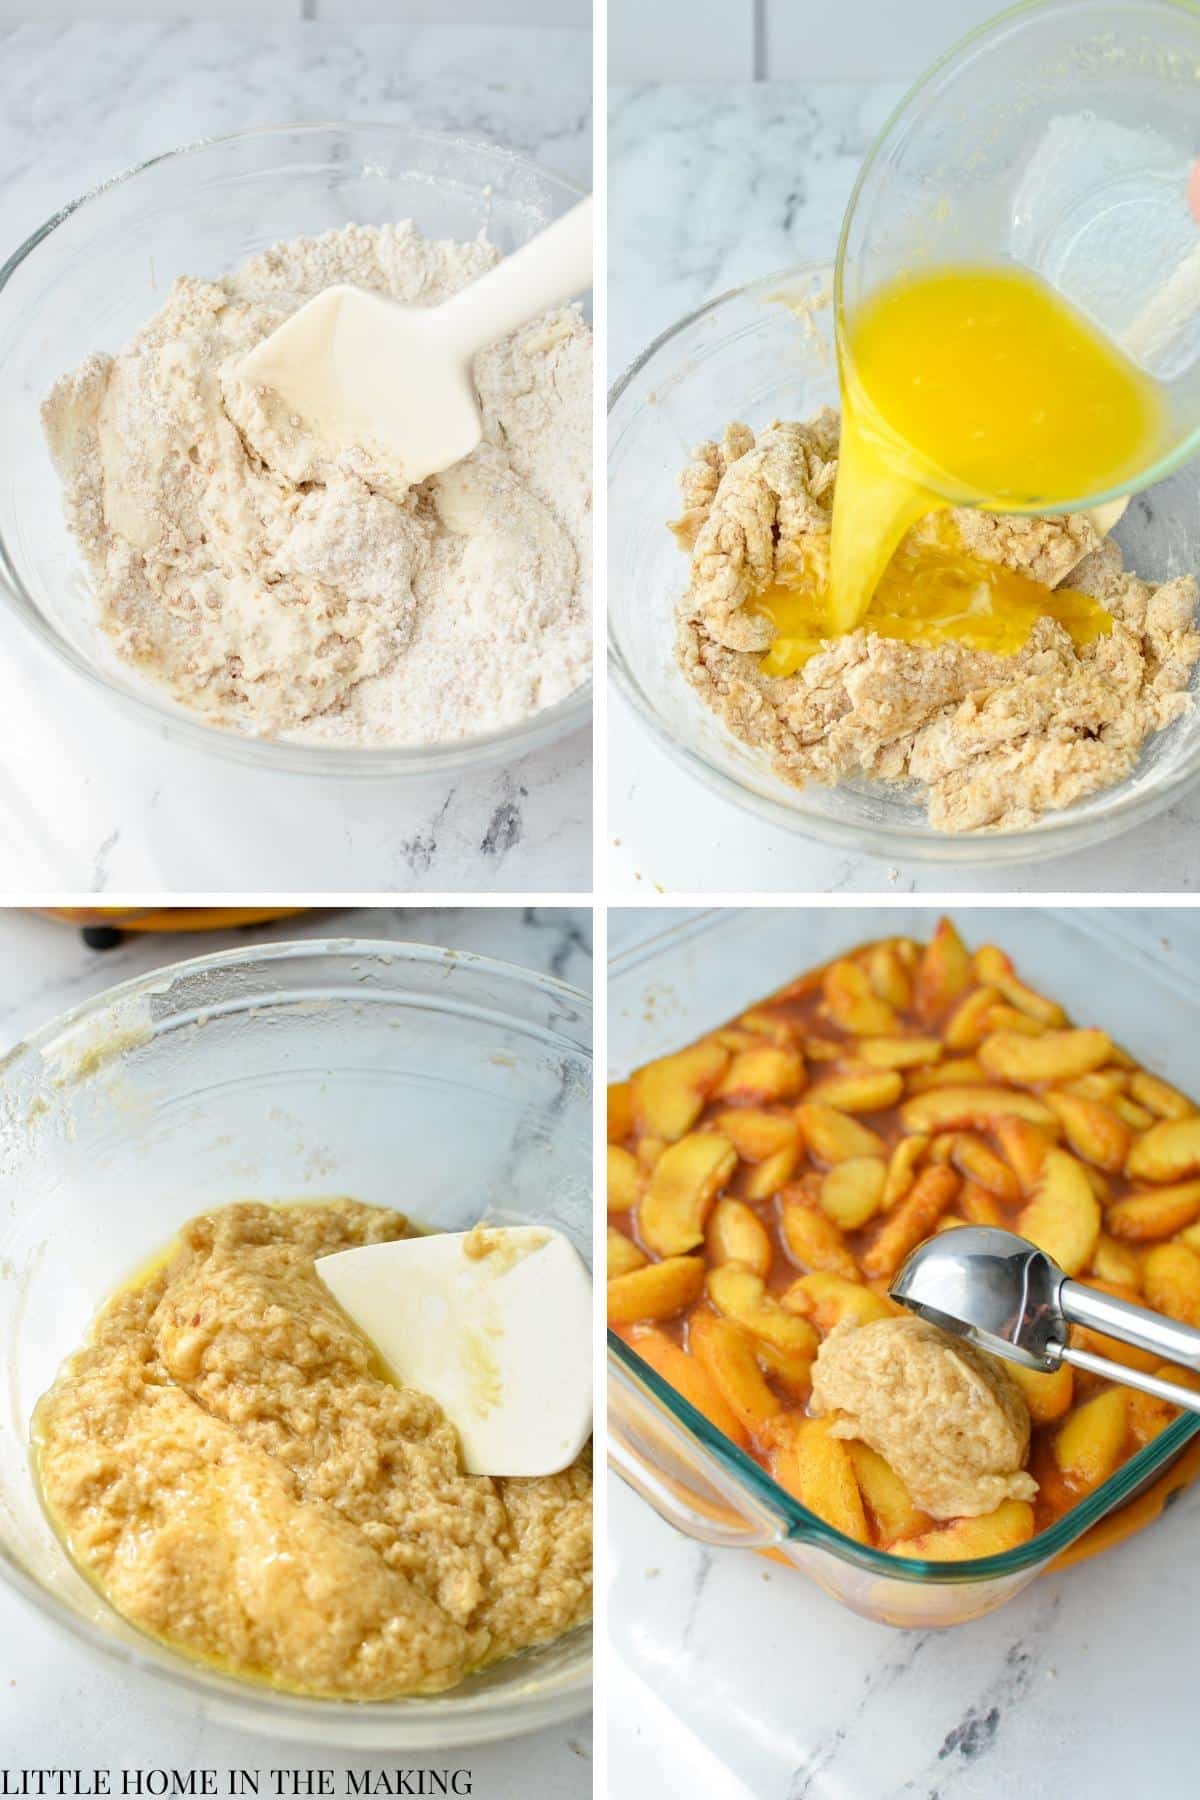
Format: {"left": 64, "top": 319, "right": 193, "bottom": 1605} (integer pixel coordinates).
{"left": 34, "top": 1201, "right": 592, "bottom": 1699}
{"left": 810, "top": 1315, "right": 1038, "bottom": 1519}
{"left": 673, "top": 412, "right": 1200, "bottom": 831}
{"left": 42, "top": 223, "right": 591, "bottom": 745}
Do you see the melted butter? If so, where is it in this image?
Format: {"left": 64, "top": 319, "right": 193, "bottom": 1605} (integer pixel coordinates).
{"left": 755, "top": 518, "right": 1115, "bottom": 677}
{"left": 820, "top": 262, "right": 1167, "bottom": 641}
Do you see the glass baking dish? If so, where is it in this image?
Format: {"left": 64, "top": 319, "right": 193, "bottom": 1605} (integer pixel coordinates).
{"left": 608, "top": 906, "right": 1200, "bottom": 1627}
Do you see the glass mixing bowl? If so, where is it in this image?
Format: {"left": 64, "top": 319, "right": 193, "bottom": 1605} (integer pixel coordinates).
{"left": 0, "top": 939, "right": 592, "bottom": 1747}
{"left": 608, "top": 262, "right": 1200, "bottom": 864}
{"left": 0, "top": 123, "right": 592, "bottom": 778}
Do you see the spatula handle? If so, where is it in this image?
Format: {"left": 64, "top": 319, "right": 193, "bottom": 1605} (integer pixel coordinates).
{"left": 438, "top": 195, "right": 593, "bottom": 360}
{"left": 1060, "top": 1276, "right": 1200, "bottom": 1371}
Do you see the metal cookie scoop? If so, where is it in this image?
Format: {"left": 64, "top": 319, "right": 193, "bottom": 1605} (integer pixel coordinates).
{"left": 891, "top": 1226, "right": 1200, "bottom": 1417}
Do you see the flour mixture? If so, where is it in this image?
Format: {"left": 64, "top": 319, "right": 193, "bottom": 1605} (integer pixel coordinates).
{"left": 673, "top": 412, "right": 1200, "bottom": 831}
{"left": 42, "top": 223, "right": 591, "bottom": 745}
{"left": 34, "top": 1200, "right": 593, "bottom": 1699}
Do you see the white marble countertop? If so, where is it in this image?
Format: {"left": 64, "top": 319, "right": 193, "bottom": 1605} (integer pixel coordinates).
{"left": 607, "top": 905, "right": 1200, "bottom": 1797}
{"left": 0, "top": 22, "right": 591, "bottom": 894}
{"left": 0, "top": 904, "right": 591, "bottom": 1787}
{"left": 607, "top": 79, "right": 1200, "bottom": 896}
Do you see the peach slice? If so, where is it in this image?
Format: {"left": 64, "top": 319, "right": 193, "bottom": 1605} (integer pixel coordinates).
{"left": 1143, "top": 1241, "right": 1200, "bottom": 1327}
{"left": 635, "top": 1136, "right": 668, "bottom": 1173}
{"left": 768, "top": 1415, "right": 870, "bottom": 1543}
{"left": 994, "top": 1118, "right": 1053, "bottom": 1193}
{"left": 607, "top": 1144, "right": 641, "bottom": 1212}
{"left": 1127, "top": 1116, "right": 1200, "bottom": 1184}
{"left": 821, "top": 959, "right": 899, "bottom": 1036}
{"left": 1106, "top": 1180, "right": 1200, "bottom": 1243}
{"left": 1112, "top": 1096, "right": 1155, "bottom": 1132}
{"left": 1090, "top": 1233, "right": 1143, "bottom": 1290}
{"left": 905, "top": 1058, "right": 989, "bottom": 1093}
{"left": 711, "top": 1109, "right": 799, "bottom": 1162}
{"left": 705, "top": 1197, "right": 772, "bottom": 1278}
{"left": 900, "top": 1086, "right": 1057, "bottom": 1134}
{"left": 1008, "top": 1359, "right": 1074, "bottom": 1424}
{"left": 780, "top": 1195, "right": 860, "bottom": 1281}
{"left": 943, "top": 986, "right": 1002, "bottom": 1052}
{"left": 737, "top": 1006, "right": 796, "bottom": 1047}
{"left": 780, "top": 1271, "right": 896, "bottom": 1332}
{"left": 1015, "top": 1149, "right": 1099, "bottom": 1276}
{"left": 607, "top": 1080, "right": 633, "bottom": 1143}
{"left": 630, "top": 1040, "right": 730, "bottom": 1140}
{"left": 982, "top": 1004, "right": 1048, "bottom": 1038}
{"left": 752, "top": 1337, "right": 815, "bottom": 1399}
{"left": 606, "top": 1255, "right": 705, "bottom": 1325}
{"left": 797, "top": 1102, "right": 886, "bottom": 1163}
{"left": 806, "top": 1066, "right": 904, "bottom": 1113}
{"left": 1129, "top": 1070, "right": 1197, "bottom": 1121}
{"left": 913, "top": 918, "right": 973, "bottom": 1022}
{"left": 706, "top": 1263, "right": 820, "bottom": 1359}
{"left": 1055, "top": 1388, "right": 1128, "bottom": 1492}
{"left": 978, "top": 1028, "right": 1111, "bottom": 1085}
{"left": 864, "top": 942, "right": 914, "bottom": 1012}
{"left": 1043, "top": 1091, "right": 1130, "bottom": 1173}
{"left": 820, "top": 1156, "right": 888, "bottom": 1231}
{"left": 847, "top": 1441, "right": 930, "bottom": 1545}
{"left": 891, "top": 1499, "right": 1035, "bottom": 1562}
{"left": 883, "top": 1135, "right": 928, "bottom": 1210}
{"left": 713, "top": 1046, "right": 805, "bottom": 1104}
{"left": 860, "top": 1164, "right": 959, "bottom": 1281}
{"left": 948, "top": 1133, "right": 1021, "bottom": 1202}
{"left": 687, "top": 1313, "right": 781, "bottom": 1436}
{"left": 856, "top": 1036, "right": 943, "bottom": 1070}
{"left": 739, "top": 1143, "right": 801, "bottom": 1203}
{"left": 639, "top": 1132, "right": 737, "bottom": 1257}
{"left": 628, "top": 1325, "right": 749, "bottom": 1448}
{"left": 973, "top": 947, "right": 1066, "bottom": 1026}
{"left": 607, "top": 1228, "right": 647, "bottom": 1280}
{"left": 958, "top": 1182, "right": 1004, "bottom": 1227}
{"left": 1127, "top": 1366, "right": 1200, "bottom": 1446}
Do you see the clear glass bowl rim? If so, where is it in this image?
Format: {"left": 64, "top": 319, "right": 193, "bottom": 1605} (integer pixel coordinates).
{"left": 0, "top": 936, "right": 593, "bottom": 1746}
{"left": 0, "top": 121, "right": 592, "bottom": 780}
{"left": 607, "top": 261, "right": 1200, "bottom": 863}
{"left": 606, "top": 912, "right": 1200, "bottom": 1585}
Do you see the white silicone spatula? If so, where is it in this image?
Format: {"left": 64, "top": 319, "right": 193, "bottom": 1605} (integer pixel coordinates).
{"left": 315, "top": 1225, "right": 592, "bottom": 1478}
{"left": 238, "top": 195, "right": 593, "bottom": 488}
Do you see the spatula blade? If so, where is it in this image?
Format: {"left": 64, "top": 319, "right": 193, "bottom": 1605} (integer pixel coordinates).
{"left": 239, "top": 285, "right": 483, "bottom": 488}
{"left": 316, "top": 1226, "right": 592, "bottom": 1478}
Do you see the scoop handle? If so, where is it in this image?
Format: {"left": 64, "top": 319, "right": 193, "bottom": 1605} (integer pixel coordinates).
{"left": 1060, "top": 1276, "right": 1200, "bottom": 1372}
{"left": 1059, "top": 1344, "right": 1200, "bottom": 1417}
{"left": 437, "top": 194, "right": 593, "bottom": 361}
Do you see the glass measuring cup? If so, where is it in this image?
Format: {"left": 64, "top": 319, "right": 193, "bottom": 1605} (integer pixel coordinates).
{"left": 836, "top": 0, "right": 1200, "bottom": 517}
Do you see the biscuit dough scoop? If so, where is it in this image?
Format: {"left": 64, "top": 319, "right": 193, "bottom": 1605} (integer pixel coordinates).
{"left": 892, "top": 1225, "right": 1200, "bottom": 1415}
{"left": 315, "top": 1224, "right": 592, "bottom": 1477}
{"left": 239, "top": 195, "right": 593, "bottom": 487}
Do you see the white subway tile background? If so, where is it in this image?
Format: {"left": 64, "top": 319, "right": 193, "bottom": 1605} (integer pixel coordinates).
{"left": 0, "top": 0, "right": 591, "bottom": 21}
{"left": 610, "top": 0, "right": 1007, "bottom": 83}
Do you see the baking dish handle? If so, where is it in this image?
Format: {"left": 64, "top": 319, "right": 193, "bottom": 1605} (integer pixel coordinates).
{"left": 608, "top": 1349, "right": 793, "bottom": 1549}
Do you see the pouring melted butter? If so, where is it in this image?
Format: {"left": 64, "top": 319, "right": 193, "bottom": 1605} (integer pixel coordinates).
{"left": 765, "top": 262, "right": 1167, "bottom": 667}
{"left": 754, "top": 516, "right": 1115, "bottom": 678}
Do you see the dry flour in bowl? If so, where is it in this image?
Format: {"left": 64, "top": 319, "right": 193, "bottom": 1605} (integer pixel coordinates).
{"left": 42, "top": 221, "right": 591, "bottom": 746}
